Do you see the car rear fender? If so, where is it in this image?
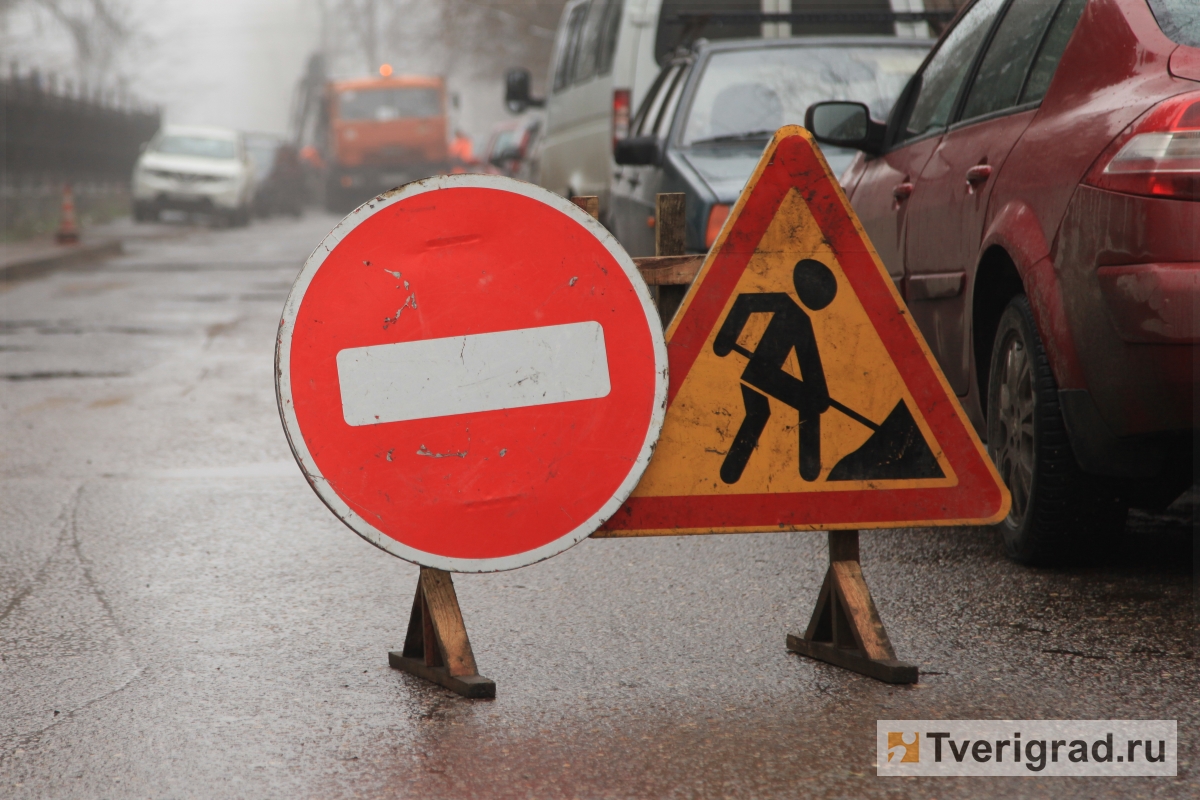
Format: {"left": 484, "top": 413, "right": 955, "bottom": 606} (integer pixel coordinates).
{"left": 973, "top": 200, "right": 1087, "bottom": 407}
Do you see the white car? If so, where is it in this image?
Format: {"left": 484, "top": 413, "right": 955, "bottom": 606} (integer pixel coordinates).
{"left": 132, "top": 125, "right": 255, "bottom": 225}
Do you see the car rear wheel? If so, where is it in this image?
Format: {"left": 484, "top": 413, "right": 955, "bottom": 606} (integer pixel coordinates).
{"left": 987, "top": 295, "right": 1126, "bottom": 565}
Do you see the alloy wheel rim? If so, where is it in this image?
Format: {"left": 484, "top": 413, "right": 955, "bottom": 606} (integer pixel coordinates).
{"left": 993, "top": 333, "right": 1034, "bottom": 525}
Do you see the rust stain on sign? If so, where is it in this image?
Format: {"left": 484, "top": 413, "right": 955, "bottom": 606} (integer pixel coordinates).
{"left": 596, "top": 126, "right": 1010, "bottom": 536}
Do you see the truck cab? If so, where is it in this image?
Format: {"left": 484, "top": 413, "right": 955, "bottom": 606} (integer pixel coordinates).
{"left": 320, "top": 75, "right": 449, "bottom": 210}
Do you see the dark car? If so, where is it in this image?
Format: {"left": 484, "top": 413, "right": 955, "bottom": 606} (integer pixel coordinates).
{"left": 253, "top": 143, "right": 306, "bottom": 218}
{"left": 806, "top": 0, "right": 1198, "bottom": 563}
{"left": 609, "top": 36, "right": 931, "bottom": 257}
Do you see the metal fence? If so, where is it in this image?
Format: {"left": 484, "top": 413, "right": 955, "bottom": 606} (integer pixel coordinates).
{"left": 1, "top": 72, "right": 161, "bottom": 186}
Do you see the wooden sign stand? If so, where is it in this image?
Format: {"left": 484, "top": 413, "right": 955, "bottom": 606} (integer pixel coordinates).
{"left": 389, "top": 567, "right": 496, "bottom": 698}
{"left": 786, "top": 531, "right": 918, "bottom": 684}
{"left": 389, "top": 197, "right": 917, "bottom": 698}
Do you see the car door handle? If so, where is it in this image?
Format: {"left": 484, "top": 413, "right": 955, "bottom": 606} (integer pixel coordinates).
{"left": 966, "top": 164, "right": 993, "bottom": 185}
{"left": 892, "top": 182, "right": 914, "bottom": 201}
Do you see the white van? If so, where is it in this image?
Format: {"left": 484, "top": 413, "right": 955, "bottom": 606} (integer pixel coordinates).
{"left": 505, "top": 1, "right": 924, "bottom": 224}
{"left": 506, "top": 0, "right": 661, "bottom": 219}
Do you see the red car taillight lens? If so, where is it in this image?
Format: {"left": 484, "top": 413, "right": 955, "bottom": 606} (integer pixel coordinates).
{"left": 612, "top": 89, "right": 630, "bottom": 151}
{"left": 1084, "top": 91, "right": 1200, "bottom": 201}
{"left": 705, "top": 204, "right": 731, "bottom": 248}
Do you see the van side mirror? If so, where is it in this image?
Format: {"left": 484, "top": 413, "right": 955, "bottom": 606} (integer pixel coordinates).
{"left": 805, "top": 101, "right": 885, "bottom": 155}
{"left": 504, "top": 68, "right": 544, "bottom": 113}
{"left": 614, "top": 136, "right": 660, "bottom": 166}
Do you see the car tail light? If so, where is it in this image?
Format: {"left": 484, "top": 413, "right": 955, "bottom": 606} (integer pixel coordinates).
{"left": 612, "top": 89, "right": 631, "bottom": 151}
{"left": 1084, "top": 91, "right": 1200, "bottom": 201}
{"left": 705, "top": 204, "right": 731, "bottom": 248}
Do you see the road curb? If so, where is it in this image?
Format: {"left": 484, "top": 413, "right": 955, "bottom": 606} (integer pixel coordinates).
{"left": 0, "top": 238, "right": 123, "bottom": 283}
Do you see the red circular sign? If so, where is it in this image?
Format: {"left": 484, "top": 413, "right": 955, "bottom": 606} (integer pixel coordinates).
{"left": 277, "top": 176, "right": 666, "bottom": 572}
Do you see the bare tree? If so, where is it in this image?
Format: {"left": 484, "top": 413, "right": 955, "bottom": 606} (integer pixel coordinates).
{"left": 318, "top": 0, "right": 564, "bottom": 80}
{"left": 2, "top": 0, "right": 134, "bottom": 82}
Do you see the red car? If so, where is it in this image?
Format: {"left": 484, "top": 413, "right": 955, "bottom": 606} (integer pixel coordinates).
{"left": 806, "top": 0, "right": 1197, "bottom": 563}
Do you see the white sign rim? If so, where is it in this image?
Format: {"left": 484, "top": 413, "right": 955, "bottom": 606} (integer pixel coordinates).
{"left": 275, "top": 174, "right": 668, "bottom": 573}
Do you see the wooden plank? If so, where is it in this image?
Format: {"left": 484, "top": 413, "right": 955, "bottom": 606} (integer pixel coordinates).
{"left": 828, "top": 529, "right": 860, "bottom": 563}
{"left": 802, "top": 570, "right": 834, "bottom": 642}
{"left": 830, "top": 560, "right": 897, "bottom": 662}
{"left": 418, "top": 567, "right": 479, "bottom": 677}
{"left": 420, "top": 589, "right": 443, "bottom": 667}
{"left": 785, "top": 636, "right": 918, "bottom": 684}
{"left": 401, "top": 589, "right": 425, "bottom": 660}
{"left": 570, "top": 195, "right": 599, "bottom": 220}
{"left": 388, "top": 652, "right": 496, "bottom": 698}
{"left": 654, "top": 193, "right": 688, "bottom": 325}
{"left": 655, "top": 193, "right": 686, "bottom": 256}
{"left": 632, "top": 254, "right": 703, "bottom": 285}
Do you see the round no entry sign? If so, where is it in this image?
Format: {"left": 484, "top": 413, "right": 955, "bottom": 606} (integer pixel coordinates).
{"left": 277, "top": 175, "right": 667, "bottom": 572}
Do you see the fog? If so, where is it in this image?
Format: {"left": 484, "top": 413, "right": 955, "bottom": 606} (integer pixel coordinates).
{"left": 2, "top": 0, "right": 557, "bottom": 141}
{"left": 135, "top": 0, "right": 320, "bottom": 134}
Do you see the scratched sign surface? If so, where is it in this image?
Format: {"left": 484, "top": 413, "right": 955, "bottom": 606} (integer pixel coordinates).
{"left": 597, "top": 126, "right": 1009, "bottom": 536}
{"left": 277, "top": 175, "right": 667, "bottom": 572}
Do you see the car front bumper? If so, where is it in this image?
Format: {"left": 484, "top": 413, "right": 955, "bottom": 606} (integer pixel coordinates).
{"left": 133, "top": 172, "right": 245, "bottom": 211}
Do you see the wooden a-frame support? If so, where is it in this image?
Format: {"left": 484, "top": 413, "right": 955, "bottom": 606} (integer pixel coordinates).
{"left": 388, "top": 567, "right": 495, "bottom": 698}
{"left": 786, "top": 531, "right": 919, "bottom": 684}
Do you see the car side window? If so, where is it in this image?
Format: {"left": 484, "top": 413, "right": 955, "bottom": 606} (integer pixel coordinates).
{"left": 959, "top": 0, "right": 1062, "bottom": 121}
{"left": 596, "top": 0, "right": 623, "bottom": 75}
{"left": 553, "top": 2, "right": 589, "bottom": 93}
{"left": 901, "top": 0, "right": 1006, "bottom": 140}
{"left": 1019, "top": 0, "right": 1087, "bottom": 105}
{"left": 634, "top": 65, "right": 682, "bottom": 137}
{"left": 652, "top": 65, "right": 688, "bottom": 138}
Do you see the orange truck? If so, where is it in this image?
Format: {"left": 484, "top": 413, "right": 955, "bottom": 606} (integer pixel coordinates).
{"left": 317, "top": 74, "right": 450, "bottom": 210}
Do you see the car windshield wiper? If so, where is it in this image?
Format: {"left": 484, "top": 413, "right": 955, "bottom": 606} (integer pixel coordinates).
{"left": 687, "top": 129, "right": 776, "bottom": 146}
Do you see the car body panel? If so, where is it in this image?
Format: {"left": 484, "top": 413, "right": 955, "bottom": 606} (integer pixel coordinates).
{"left": 905, "top": 107, "right": 1037, "bottom": 394}
{"left": 850, "top": 135, "right": 941, "bottom": 287}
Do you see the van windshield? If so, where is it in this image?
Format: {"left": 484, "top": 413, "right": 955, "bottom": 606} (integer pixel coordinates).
{"left": 339, "top": 87, "right": 442, "bottom": 121}
{"left": 681, "top": 44, "right": 927, "bottom": 147}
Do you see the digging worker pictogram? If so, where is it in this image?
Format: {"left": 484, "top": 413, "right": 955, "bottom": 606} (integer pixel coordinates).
{"left": 713, "top": 258, "right": 838, "bottom": 484}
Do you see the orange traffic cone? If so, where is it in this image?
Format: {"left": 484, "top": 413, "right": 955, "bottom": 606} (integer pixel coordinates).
{"left": 56, "top": 183, "right": 80, "bottom": 244}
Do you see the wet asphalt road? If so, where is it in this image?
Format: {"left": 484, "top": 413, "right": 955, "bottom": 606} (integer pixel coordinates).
{"left": 0, "top": 213, "right": 1195, "bottom": 799}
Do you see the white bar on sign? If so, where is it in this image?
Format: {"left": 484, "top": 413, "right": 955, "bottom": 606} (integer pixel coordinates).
{"left": 337, "top": 321, "right": 611, "bottom": 426}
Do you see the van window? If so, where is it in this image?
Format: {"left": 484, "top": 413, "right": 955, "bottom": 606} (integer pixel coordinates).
{"left": 959, "top": 0, "right": 1060, "bottom": 122}
{"left": 596, "top": 0, "right": 623, "bottom": 75}
{"left": 567, "top": 0, "right": 623, "bottom": 85}
{"left": 654, "top": 0, "right": 764, "bottom": 65}
{"left": 1019, "top": 0, "right": 1087, "bottom": 104}
{"left": 554, "top": 2, "right": 590, "bottom": 93}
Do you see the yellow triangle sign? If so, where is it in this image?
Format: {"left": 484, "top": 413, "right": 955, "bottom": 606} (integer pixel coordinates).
{"left": 599, "top": 126, "right": 1009, "bottom": 535}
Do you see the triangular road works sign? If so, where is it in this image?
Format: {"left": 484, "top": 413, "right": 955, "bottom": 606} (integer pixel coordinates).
{"left": 598, "top": 126, "right": 1009, "bottom": 536}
